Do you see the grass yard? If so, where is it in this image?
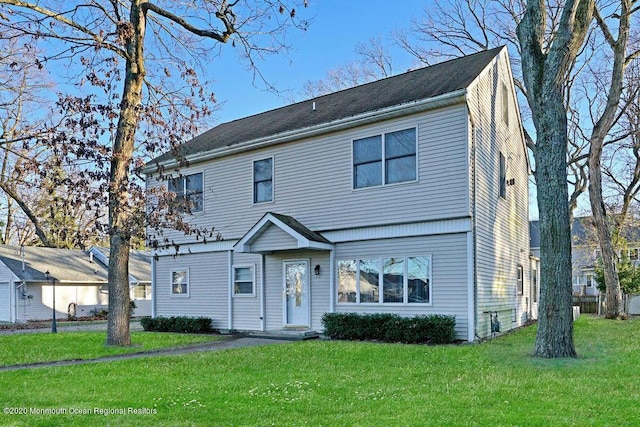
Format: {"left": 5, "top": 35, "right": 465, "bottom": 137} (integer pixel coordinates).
{"left": 1, "top": 316, "right": 640, "bottom": 426}
{"left": 0, "top": 331, "right": 221, "bottom": 366}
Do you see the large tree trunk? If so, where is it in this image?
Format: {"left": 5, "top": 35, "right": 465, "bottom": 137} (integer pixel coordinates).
{"left": 533, "top": 98, "right": 577, "bottom": 358}
{"left": 517, "top": 0, "right": 594, "bottom": 358}
{"left": 587, "top": 0, "right": 631, "bottom": 320}
{"left": 589, "top": 176, "right": 623, "bottom": 319}
{"left": 106, "top": 0, "right": 147, "bottom": 346}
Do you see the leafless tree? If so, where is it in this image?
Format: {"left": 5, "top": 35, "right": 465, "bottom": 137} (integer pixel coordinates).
{"left": 0, "top": 0, "right": 309, "bottom": 345}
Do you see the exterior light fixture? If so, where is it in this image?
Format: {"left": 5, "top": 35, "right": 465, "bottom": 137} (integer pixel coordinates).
{"left": 314, "top": 264, "right": 321, "bottom": 277}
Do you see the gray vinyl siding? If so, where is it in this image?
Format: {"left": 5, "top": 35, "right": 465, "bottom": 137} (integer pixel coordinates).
{"left": 15, "top": 283, "right": 108, "bottom": 322}
{"left": 154, "top": 252, "right": 229, "bottom": 329}
{"left": 0, "top": 262, "right": 16, "bottom": 321}
{"left": 248, "top": 224, "right": 298, "bottom": 253}
{"left": 148, "top": 104, "right": 471, "bottom": 244}
{"left": 0, "top": 283, "right": 10, "bottom": 321}
{"left": 468, "top": 51, "right": 531, "bottom": 338}
{"left": 231, "top": 252, "right": 263, "bottom": 330}
{"left": 334, "top": 234, "right": 469, "bottom": 339}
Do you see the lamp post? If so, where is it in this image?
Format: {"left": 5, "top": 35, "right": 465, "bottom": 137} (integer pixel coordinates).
{"left": 45, "top": 270, "right": 57, "bottom": 333}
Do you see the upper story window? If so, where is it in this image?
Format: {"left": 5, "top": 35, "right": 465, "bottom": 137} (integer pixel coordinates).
{"left": 168, "top": 172, "right": 203, "bottom": 213}
{"left": 353, "top": 128, "right": 416, "bottom": 189}
{"left": 501, "top": 81, "right": 510, "bottom": 126}
{"left": 253, "top": 158, "right": 273, "bottom": 203}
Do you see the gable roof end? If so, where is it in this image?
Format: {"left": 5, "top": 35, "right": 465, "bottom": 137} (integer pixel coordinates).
{"left": 234, "top": 212, "right": 333, "bottom": 254}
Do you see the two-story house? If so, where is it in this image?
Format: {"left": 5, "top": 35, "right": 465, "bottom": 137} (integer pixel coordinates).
{"left": 145, "top": 46, "right": 533, "bottom": 341}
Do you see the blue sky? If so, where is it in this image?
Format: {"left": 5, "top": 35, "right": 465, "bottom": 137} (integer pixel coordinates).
{"left": 208, "top": 0, "right": 429, "bottom": 123}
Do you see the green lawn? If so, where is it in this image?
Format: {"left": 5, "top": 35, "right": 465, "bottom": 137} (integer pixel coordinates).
{"left": 0, "top": 331, "right": 221, "bottom": 366}
{"left": 1, "top": 316, "right": 639, "bottom": 426}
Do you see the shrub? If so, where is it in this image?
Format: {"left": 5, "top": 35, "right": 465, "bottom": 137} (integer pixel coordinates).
{"left": 321, "top": 312, "right": 456, "bottom": 344}
{"left": 140, "top": 316, "right": 213, "bottom": 334}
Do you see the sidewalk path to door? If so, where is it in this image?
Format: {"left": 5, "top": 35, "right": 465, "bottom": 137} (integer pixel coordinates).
{"left": 0, "top": 320, "right": 293, "bottom": 372}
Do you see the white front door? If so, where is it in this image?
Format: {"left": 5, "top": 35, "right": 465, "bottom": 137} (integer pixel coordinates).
{"left": 283, "top": 260, "right": 310, "bottom": 327}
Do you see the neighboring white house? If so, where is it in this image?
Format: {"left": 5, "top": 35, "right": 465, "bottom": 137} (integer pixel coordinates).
{"left": 0, "top": 245, "right": 151, "bottom": 322}
{"left": 145, "top": 46, "right": 533, "bottom": 341}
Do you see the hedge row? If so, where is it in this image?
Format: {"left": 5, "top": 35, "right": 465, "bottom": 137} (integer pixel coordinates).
{"left": 321, "top": 312, "right": 456, "bottom": 344}
{"left": 140, "top": 316, "right": 213, "bottom": 334}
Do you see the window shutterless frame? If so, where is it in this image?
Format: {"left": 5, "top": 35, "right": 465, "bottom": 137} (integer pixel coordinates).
{"left": 351, "top": 127, "right": 418, "bottom": 190}
{"left": 253, "top": 157, "right": 274, "bottom": 204}
{"left": 233, "top": 265, "right": 256, "bottom": 297}
{"left": 167, "top": 171, "right": 204, "bottom": 213}
{"left": 337, "top": 255, "right": 432, "bottom": 305}
{"left": 170, "top": 268, "right": 190, "bottom": 298}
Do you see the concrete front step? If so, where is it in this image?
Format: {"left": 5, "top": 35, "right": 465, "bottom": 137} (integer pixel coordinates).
{"left": 248, "top": 329, "right": 320, "bottom": 341}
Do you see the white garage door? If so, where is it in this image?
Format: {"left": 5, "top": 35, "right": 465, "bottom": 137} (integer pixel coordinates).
{"left": 0, "top": 283, "right": 10, "bottom": 322}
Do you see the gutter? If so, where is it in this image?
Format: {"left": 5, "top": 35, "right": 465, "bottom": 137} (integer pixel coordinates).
{"left": 144, "top": 89, "right": 468, "bottom": 173}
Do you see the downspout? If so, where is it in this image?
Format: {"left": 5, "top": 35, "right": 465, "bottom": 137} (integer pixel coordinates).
{"left": 228, "top": 250, "right": 234, "bottom": 331}
{"left": 260, "top": 254, "right": 266, "bottom": 331}
{"left": 151, "top": 255, "right": 156, "bottom": 318}
{"left": 469, "top": 94, "right": 479, "bottom": 342}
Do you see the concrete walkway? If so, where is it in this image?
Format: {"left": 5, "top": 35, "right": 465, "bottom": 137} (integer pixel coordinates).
{"left": 0, "top": 321, "right": 293, "bottom": 372}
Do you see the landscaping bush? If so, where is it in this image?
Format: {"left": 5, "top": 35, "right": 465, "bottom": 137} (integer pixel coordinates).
{"left": 321, "top": 312, "right": 456, "bottom": 344}
{"left": 140, "top": 316, "right": 213, "bottom": 334}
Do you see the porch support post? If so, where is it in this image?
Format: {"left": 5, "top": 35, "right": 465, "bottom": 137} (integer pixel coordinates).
{"left": 228, "top": 250, "right": 233, "bottom": 331}
{"left": 329, "top": 249, "right": 336, "bottom": 313}
{"left": 260, "top": 254, "right": 266, "bottom": 331}
{"left": 151, "top": 256, "right": 156, "bottom": 318}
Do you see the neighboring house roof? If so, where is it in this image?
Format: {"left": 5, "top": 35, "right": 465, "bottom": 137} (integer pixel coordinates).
{"left": 89, "top": 246, "right": 151, "bottom": 284}
{"left": 530, "top": 216, "right": 640, "bottom": 251}
{"left": 0, "top": 245, "right": 107, "bottom": 283}
{"left": 149, "top": 46, "right": 504, "bottom": 166}
{"left": 0, "top": 245, "right": 151, "bottom": 284}
{"left": 529, "top": 220, "right": 540, "bottom": 250}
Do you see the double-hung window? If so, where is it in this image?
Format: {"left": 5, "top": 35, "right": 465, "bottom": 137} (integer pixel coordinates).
{"left": 516, "top": 264, "right": 524, "bottom": 296}
{"left": 168, "top": 173, "right": 203, "bottom": 213}
{"left": 171, "top": 269, "right": 189, "bottom": 297}
{"left": 253, "top": 158, "right": 273, "bottom": 203}
{"left": 353, "top": 128, "right": 416, "bottom": 189}
{"left": 233, "top": 265, "right": 255, "bottom": 296}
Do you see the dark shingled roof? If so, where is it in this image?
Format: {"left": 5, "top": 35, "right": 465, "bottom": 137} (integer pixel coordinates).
{"left": 152, "top": 47, "right": 504, "bottom": 165}
{"left": 268, "top": 212, "right": 332, "bottom": 245}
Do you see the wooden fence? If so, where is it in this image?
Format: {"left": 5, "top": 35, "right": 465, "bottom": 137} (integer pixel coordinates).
{"left": 573, "top": 295, "right": 599, "bottom": 314}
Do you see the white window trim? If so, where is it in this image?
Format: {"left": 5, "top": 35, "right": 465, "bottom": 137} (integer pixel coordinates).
{"left": 132, "top": 284, "right": 151, "bottom": 300}
{"left": 170, "top": 268, "right": 190, "bottom": 298}
{"left": 337, "top": 254, "right": 432, "bottom": 306}
{"left": 501, "top": 81, "right": 510, "bottom": 126}
{"left": 351, "top": 126, "right": 419, "bottom": 191}
{"left": 252, "top": 156, "right": 275, "bottom": 204}
{"left": 516, "top": 264, "right": 524, "bottom": 296}
{"left": 167, "top": 170, "right": 205, "bottom": 215}
{"left": 233, "top": 264, "right": 256, "bottom": 297}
